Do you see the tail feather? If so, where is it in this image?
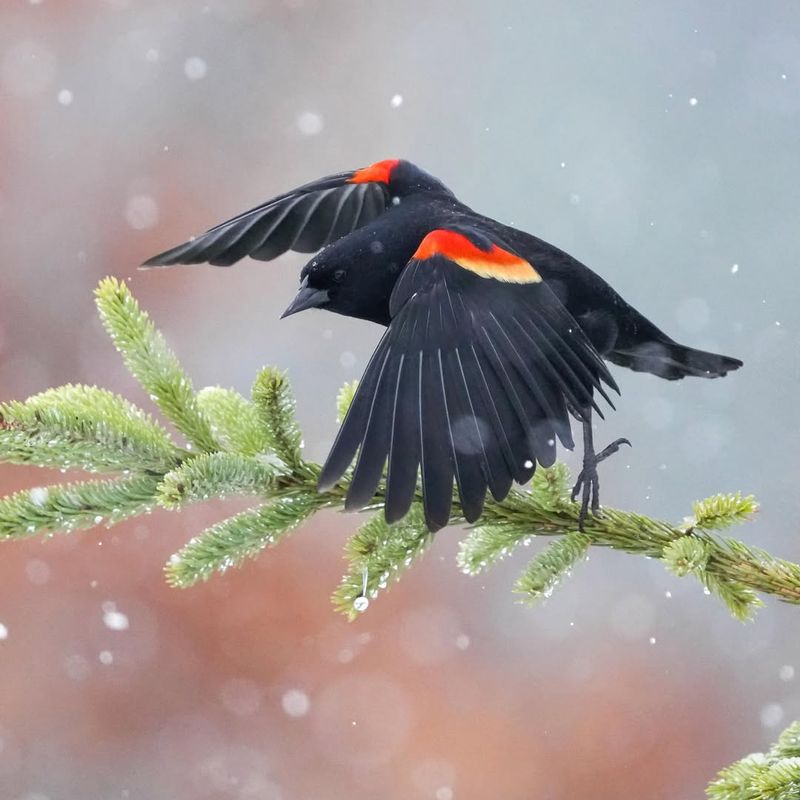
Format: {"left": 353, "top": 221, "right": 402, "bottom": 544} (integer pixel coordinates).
{"left": 608, "top": 341, "right": 743, "bottom": 381}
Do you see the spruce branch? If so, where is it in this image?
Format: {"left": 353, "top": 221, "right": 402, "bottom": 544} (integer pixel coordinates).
{"left": 251, "top": 367, "right": 304, "bottom": 469}
{"left": 95, "top": 277, "right": 218, "bottom": 453}
{"left": 156, "top": 452, "right": 287, "bottom": 510}
{"left": 196, "top": 386, "right": 271, "bottom": 456}
{"left": 336, "top": 380, "right": 358, "bottom": 424}
{"left": 694, "top": 492, "right": 760, "bottom": 531}
{"left": 513, "top": 532, "right": 592, "bottom": 605}
{"left": 708, "top": 721, "right": 800, "bottom": 800}
{"left": 0, "top": 474, "right": 160, "bottom": 539}
{"left": 332, "top": 505, "right": 431, "bottom": 621}
{"left": 0, "top": 384, "right": 179, "bottom": 474}
{"left": 165, "top": 492, "right": 329, "bottom": 588}
{"left": 1, "top": 278, "right": 799, "bottom": 624}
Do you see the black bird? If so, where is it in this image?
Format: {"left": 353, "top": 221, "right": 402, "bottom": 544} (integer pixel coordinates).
{"left": 144, "top": 159, "right": 742, "bottom": 531}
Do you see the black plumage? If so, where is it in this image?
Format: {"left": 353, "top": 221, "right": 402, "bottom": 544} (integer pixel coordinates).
{"left": 144, "top": 159, "right": 742, "bottom": 531}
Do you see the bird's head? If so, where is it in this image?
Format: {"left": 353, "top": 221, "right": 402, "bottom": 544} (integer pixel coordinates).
{"left": 280, "top": 259, "right": 345, "bottom": 319}
{"left": 281, "top": 247, "right": 393, "bottom": 326}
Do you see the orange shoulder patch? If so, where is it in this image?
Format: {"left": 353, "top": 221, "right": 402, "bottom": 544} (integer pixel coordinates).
{"left": 349, "top": 158, "right": 401, "bottom": 184}
{"left": 413, "top": 229, "right": 541, "bottom": 284}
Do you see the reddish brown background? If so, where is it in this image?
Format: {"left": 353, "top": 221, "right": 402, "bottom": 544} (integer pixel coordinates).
{"left": 2, "top": 2, "right": 799, "bottom": 798}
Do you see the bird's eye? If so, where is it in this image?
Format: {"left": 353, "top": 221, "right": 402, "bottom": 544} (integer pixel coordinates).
{"left": 333, "top": 269, "right": 346, "bottom": 283}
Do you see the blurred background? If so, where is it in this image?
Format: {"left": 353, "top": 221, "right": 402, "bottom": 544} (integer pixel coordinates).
{"left": 1, "top": 1, "right": 799, "bottom": 797}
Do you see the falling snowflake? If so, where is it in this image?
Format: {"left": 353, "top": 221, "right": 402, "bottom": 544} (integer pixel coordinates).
{"left": 102, "top": 601, "right": 129, "bottom": 631}
{"left": 281, "top": 688, "right": 310, "bottom": 718}
{"left": 296, "top": 111, "right": 324, "bottom": 136}
{"left": 183, "top": 57, "right": 208, "bottom": 81}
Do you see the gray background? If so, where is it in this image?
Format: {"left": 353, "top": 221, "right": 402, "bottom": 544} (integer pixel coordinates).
{"left": 1, "top": 1, "right": 798, "bottom": 798}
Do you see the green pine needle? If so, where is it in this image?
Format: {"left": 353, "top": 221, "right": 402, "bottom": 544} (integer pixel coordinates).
{"left": 0, "top": 474, "right": 160, "bottom": 540}
{"left": 0, "top": 384, "right": 179, "bottom": 474}
{"left": 773, "top": 723, "right": 800, "bottom": 760}
{"left": 662, "top": 536, "right": 710, "bottom": 577}
{"left": 197, "top": 386, "right": 272, "bottom": 456}
{"left": 514, "top": 532, "right": 592, "bottom": 605}
{"left": 157, "top": 452, "right": 287, "bottom": 510}
{"left": 332, "top": 505, "right": 431, "bottom": 621}
{"left": 708, "top": 722, "right": 800, "bottom": 800}
{"left": 336, "top": 380, "right": 358, "bottom": 424}
{"left": 95, "top": 277, "right": 218, "bottom": 453}
{"left": 251, "top": 367, "right": 304, "bottom": 468}
{"left": 693, "top": 492, "right": 760, "bottom": 531}
{"left": 165, "top": 492, "right": 327, "bottom": 587}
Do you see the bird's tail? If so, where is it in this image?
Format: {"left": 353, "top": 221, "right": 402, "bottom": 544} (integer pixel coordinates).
{"left": 608, "top": 340, "right": 743, "bottom": 381}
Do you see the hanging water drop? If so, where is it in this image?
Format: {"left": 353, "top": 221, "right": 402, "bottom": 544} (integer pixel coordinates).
{"left": 353, "top": 596, "right": 370, "bottom": 612}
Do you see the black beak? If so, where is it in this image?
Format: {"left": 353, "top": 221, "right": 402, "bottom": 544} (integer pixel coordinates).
{"left": 280, "top": 277, "right": 329, "bottom": 319}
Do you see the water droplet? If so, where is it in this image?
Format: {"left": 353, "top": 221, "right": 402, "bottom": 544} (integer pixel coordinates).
{"left": 0, "top": 622, "right": 8, "bottom": 640}
{"left": 57, "top": 88, "right": 73, "bottom": 105}
{"left": 390, "top": 93, "right": 403, "bottom": 108}
{"left": 689, "top": 96, "right": 699, "bottom": 106}
{"left": 29, "top": 486, "right": 50, "bottom": 506}
{"left": 353, "top": 596, "right": 370, "bottom": 613}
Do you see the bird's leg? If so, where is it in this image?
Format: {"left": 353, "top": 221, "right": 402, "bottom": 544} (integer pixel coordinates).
{"left": 571, "top": 410, "right": 631, "bottom": 530}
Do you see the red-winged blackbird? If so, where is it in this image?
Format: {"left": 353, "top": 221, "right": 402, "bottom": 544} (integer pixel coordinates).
{"left": 144, "top": 159, "right": 742, "bottom": 531}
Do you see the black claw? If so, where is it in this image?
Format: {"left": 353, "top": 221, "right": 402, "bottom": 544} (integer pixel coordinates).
{"left": 571, "top": 418, "right": 631, "bottom": 530}
{"left": 595, "top": 437, "right": 632, "bottom": 464}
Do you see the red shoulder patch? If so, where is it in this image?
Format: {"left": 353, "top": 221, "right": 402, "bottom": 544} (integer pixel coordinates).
{"left": 413, "top": 230, "right": 541, "bottom": 284}
{"left": 349, "top": 158, "right": 400, "bottom": 185}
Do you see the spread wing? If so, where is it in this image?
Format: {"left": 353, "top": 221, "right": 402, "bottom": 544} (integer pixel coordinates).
{"left": 318, "top": 225, "right": 619, "bottom": 532}
{"left": 143, "top": 159, "right": 402, "bottom": 267}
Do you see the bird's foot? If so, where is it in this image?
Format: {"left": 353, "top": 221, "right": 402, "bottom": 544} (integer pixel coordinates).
{"left": 571, "top": 438, "right": 632, "bottom": 531}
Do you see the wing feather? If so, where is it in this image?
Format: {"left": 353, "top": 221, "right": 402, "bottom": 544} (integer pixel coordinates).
{"left": 419, "top": 348, "right": 454, "bottom": 531}
{"left": 385, "top": 350, "right": 421, "bottom": 523}
{"left": 318, "top": 224, "right": 616, "bottom": 531}
{"left": 453, "top": 347, "right": 513, "bottom": 503}
{"left": 344, "top": 346, "right": 397, "bottom": 510}
{"left": 440, "top": 348, "right": 488, "bottom": 521}
{"left": 143, "top": 170, "right": 390, "bottom": 268}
